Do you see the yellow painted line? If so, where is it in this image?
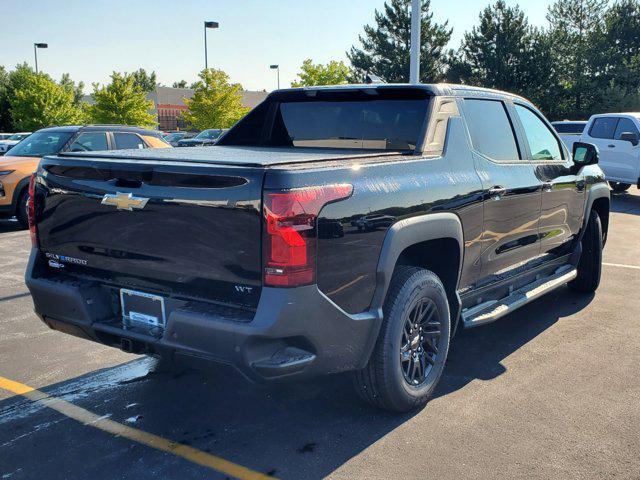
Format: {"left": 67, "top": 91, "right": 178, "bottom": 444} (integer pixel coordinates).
{"left": 603, "top": 262, "right": 640, "bottom": 271}
{"left": 0, "top": 376, "right": 275, "bottom": 480}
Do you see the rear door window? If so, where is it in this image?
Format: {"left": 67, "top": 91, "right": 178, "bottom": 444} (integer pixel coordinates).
{"left": 464, "top": 99, "right": 520, "bottom": 160}
{"left": 589, "top": 117, "right": 619, "bottom": 139}
{"left": 113, "top": 132, "right": 146, "bottom": 150}
{"left": 613, "top": 118, "right": 640, "bottom": 139}
{"left": 68, "top": 132, "right": 108, "bottom": 152}
{"left": 515, "top": 104, "right": 563, "bottom": 161}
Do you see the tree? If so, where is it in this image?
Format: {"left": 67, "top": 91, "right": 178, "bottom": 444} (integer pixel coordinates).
{"left": 0, "top": 66, "right": 10, "bottom": 131}
{"left": 59, "top": 73, "right": 85, "bottom": 105}
{"left": 172, "top": 80, "right": 188, "bottom": 88}
{"left": 130, "top": 68, "right": 157, "bottom": 92}
{"left": 182, "top": 69, "right": 249, "bottom": 130}
{"left": 87, "top": 72, "right": 156, "bottom": 127}
{"left": 592, "top": 0, "right": 640, "bottom": 107}
{"left": 448, "top": 2, "right": 534, "bottom": 91}
{"left": 348, "top": 0, "right": 452, "bottom": 83}
{"left": 291, "top": 59, "right": 352, "bottom": 87}
{"left": 9, "top": 71, "right": 84, "bottom": 130}
{"left": 546, "top": 0, "right": 608, "bottom": 116}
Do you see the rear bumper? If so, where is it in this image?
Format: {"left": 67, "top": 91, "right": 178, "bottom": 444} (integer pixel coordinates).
{"left": 25, "top": 249, "right": 381, "bottom": 381}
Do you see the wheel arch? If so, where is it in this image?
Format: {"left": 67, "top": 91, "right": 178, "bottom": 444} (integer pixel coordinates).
{"left": 582, "top": 184, "right": 610, "bottom": 246}
{"left": 371, "top": 213, "right": 464, "bottom": 335}
{"left": 10, "top": 175, "right": 31, "bottom": 215}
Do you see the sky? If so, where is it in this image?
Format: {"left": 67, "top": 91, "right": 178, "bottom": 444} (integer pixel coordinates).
{"left": 1, "top": 0, "right": 557, "bottom": 93}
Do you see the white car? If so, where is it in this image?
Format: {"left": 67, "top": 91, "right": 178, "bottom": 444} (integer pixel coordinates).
{"left": 579, "top": 113, "right": 640, "bottom": 192}
{"left": 552, "top": 121, "right": 587, "bottom": 152}
{"left": 0, "top": 132, "right": 32, "bottom": 155}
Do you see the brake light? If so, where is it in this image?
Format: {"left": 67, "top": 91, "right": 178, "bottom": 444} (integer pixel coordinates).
{"left": 28, "top": 173, "right": 38, "bottom": 247}
{"left": 263, "top": 184, "right": 353, "bottom": 287}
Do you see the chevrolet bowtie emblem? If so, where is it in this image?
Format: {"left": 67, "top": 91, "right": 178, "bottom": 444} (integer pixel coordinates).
{"left": 101, "top": 192, "right": 149, "bottom": 211}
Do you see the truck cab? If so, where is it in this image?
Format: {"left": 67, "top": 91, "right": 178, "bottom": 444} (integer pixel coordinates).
{"left": 580, "top": 113, "right": 640, "bottom": 192}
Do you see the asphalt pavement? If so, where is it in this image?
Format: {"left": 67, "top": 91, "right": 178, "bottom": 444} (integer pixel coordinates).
{"left": 0, "top": 190, "right": 639, "bottom": 480}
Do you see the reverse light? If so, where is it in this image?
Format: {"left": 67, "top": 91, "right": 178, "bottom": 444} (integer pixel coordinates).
{"left": 263, "top": 184, "right": 353, "bottom": 287}
{"left": 28, "top": 173, "right": 38, "bottom": 247}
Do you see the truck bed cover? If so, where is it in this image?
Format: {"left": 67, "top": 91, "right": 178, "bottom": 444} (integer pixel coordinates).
{"left": 59, "top": 145, "right": 402, "bottom": 167}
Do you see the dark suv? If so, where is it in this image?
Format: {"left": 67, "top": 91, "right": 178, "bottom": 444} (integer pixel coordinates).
{"left": 26, "top": 84, "right": 609, "bottom": 412}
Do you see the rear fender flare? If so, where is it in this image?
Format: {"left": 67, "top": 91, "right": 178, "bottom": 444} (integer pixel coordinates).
{"left": 369, "top": 212, "right": 464, "bottom": 319}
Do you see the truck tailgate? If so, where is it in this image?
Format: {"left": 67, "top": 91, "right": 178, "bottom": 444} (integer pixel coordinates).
{"left": 36, "top": 156, "right": 264, "bottom": 308}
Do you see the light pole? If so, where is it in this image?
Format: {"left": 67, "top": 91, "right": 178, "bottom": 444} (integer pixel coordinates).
{"left": 204, "top": 21, "right": 219, "bottom": 70}
{"left": 270, "top": 65, "right": 280, "bottom": 90}
{"left": 409, "top": 0, "right": 421, "bottom": 83}
{"left": 34, "top": 43, "right": 48, "bottom": 74}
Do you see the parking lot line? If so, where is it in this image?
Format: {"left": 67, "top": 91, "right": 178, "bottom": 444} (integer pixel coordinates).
{"left": 0, "top": 376, "right": 276, "bottom": 480}
{"left": 603, "top": 262, "right": 640, "bottom": 270}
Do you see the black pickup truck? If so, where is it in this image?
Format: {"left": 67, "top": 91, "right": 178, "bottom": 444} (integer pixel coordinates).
{"left": 25, "top": 84, "right": 609, "bottom": 412}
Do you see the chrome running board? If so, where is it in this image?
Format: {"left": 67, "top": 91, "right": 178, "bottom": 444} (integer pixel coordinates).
{"left": 462, "top": 266, "right": 577, "bottom": 329}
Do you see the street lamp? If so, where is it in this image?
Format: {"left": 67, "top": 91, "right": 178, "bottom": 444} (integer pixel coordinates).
{"left": 34, "top": 43, "right": 48, "bottom": 74}
{"left": 204, "top": 21, "right": 219, "bottom": 70}
{"left": 270, "top": 65, "right": 280, "bottom": 90}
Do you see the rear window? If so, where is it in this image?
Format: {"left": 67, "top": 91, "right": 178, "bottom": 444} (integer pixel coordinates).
{"left": 274, "top": 100, "right": 427, "bottom": 150}
{"left": 553, "top": 123, "right": 586, "bottom": 134}
{"left": 219, "top": 90, "right": 430, "bottom": 152}
{"left": 464, "top": 99, "right": 519, "bottom": 160}
{"left": 589, "top": 117, "right": 618, "bottom": 139}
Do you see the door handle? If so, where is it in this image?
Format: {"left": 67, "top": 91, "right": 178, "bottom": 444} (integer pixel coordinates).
{"left": 542, "top": 181, "right": 553, "bottom": 192}
{"left": 576, "top": 180, "right": 586, "bottom": 191}
{"left": 608, "top": 144, "right": 616, "bottom": 148}
{"left": 488, "top": 186, "right": 507, "bottom": 200}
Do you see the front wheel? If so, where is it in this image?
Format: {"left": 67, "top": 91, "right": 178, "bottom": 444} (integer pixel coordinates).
{"left": 569, "top": 210, "right": 603, "bottom": 293}
{"left": 609, "top": 181, "right": 631, "bottom": 193}
{"left": 353, "top": 266, "right": 451, "bottom": 412}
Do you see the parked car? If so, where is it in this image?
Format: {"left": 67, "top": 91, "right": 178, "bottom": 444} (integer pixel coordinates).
{"left": 177, "top": 129, "right": 225, "bottom": 147}
{"left": 163, "top": 131, "right": 196, "bottom": 147}
{"left": 0, "top": 133, "right": 14, "bottom": 141}
{"left": 356, "top": 214, "right": 396, "bottom": 231}
{"left": 577, "top": 113, "right": 640, "bottom": 192}
{"left": 0, "top": 132, "right": 32, "bottom": 155}
{"left": 552, "top": 120, "right": 587, "bottom": 152}
{"left": 0, "top": 125, "right": 170, "bottom": 228}
{"left": 26, "top": 84, "right": 609, "bottom": 412}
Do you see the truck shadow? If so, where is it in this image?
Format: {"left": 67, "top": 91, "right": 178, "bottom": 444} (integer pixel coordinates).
{"left": 0, "top": 287, "right": 594, "bottom": 480}
{"left": 0, "top": 219, "right": 23, "bottom": 233}
{"left": 610, "top": 190, "right": 640, "bottom": 215}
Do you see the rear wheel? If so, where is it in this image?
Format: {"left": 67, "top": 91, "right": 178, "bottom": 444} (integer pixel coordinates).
{"left": 569, "top": 210, "right": 603, "bottom": 293}
{"left": 15, "top": 189, "right": 29, "bottom": 230}
{"left": 353, "top": 266, "right": 450, "bottom": 412}
{"left": 609, "top": 181, "right": 631, "bottom": 193}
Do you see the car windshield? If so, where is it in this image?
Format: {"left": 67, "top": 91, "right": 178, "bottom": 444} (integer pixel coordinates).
{"left": 553, "top": 123, "right": 586, "bottom": 134}
{"left": 195, "top": 129, "right": 220, "bottom": 140}
{"left": 164, "top": 133, "right": 184, "bottom": 141}
{"left": 9, "top": 133, "right": 30, "bottom": 141}
{"left": 6, "top": 131, "right": 73, "bottom": 157}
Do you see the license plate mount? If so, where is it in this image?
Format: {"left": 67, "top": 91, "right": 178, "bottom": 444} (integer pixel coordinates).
{"left": 120, "top": 289, "right": 166, "bottom": 330}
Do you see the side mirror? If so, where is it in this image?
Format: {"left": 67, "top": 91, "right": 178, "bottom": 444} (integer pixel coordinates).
{"left": 573, "top": 142, "right": 599, "bottom": 166}
{"left": 619, "top": 132, "right": 639, "bottom": 146}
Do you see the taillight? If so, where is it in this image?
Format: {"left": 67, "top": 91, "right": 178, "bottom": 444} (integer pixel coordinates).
{"left": 28, "top": 173, "right": 38, "bottom": 247}
{"left": 263, "top": 184, "right": 353, "bottom": 287}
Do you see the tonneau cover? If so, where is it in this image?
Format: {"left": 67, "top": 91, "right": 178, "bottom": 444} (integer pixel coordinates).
{"left": 60, "top": 145, "right": 399, "bottom": 167}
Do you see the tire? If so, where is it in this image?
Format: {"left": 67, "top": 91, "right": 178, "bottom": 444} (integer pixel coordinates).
{"left": 569, "top": 210, "right": 603, "bottom": 293}
{"left": 609, "top": 181, "right": 631, "bottom": 193}
{"left": 353, "top": 266, "right": 451, "bottom": 412}
{"left": 15, "top": 189, "right": 29, "bottom": 230}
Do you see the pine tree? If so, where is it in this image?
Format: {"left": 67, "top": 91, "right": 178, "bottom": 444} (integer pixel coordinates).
{"left": 348, "top": 0, "right": 452, "bottom": 83}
